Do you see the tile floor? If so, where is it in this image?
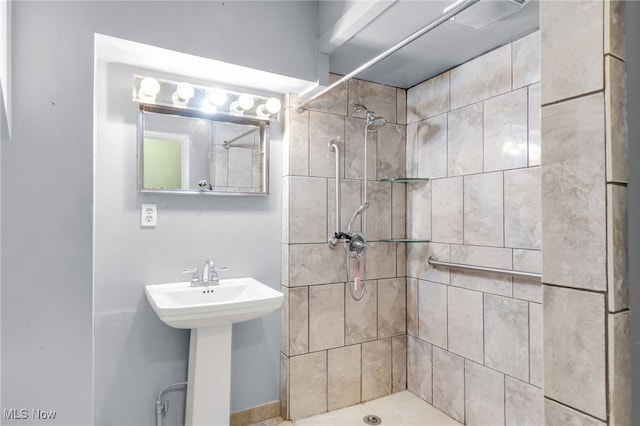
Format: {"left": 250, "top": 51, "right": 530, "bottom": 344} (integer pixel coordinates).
{"left": 250, "top": 391, "right": 462, "bottom": 426}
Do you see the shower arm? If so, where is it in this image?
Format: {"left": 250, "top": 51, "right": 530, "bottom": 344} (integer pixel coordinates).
{"left": 295, "top": 0, "right": 480, "bottom": 112}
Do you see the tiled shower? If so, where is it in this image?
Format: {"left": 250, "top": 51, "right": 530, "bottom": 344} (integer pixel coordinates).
{"left": 280, "top": 74, "right": 409, "bottom": 420}
{"left": 279, "top": 2, "right": 631, "bottom": 423}
{"left": 281, "top": 30, "right": 546, "bottom": 425}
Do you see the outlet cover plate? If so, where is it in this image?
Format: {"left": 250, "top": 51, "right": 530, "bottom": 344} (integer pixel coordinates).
{"left": 141, "top": 203, "right": 157, "bottom": 227}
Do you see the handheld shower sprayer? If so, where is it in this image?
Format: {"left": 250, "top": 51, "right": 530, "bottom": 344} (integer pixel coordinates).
{"left": 347, "top": 203, "right": 369, "bottom": 234}
{"left": 344, "top": 202, "right": 369, "bottom": 300}
{"left": 345, "top": 203, "right": 369, "bottom": 257}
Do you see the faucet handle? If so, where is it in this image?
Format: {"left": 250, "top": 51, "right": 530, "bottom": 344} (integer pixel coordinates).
{"left": 182, "top": 268, "right": 200, "bottom": 285}
{"left": 215, "top": 266, "right": 229, "bottom": 272}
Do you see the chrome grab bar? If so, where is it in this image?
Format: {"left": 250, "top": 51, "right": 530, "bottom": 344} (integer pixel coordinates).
{"left": 428, "top": 256, "right": 541, "bottom": 280}
{"left": 328, "top": 139, "right": 341, "bottom": 249}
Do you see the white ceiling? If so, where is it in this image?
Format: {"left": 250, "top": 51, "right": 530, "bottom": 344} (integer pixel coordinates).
{"left": 321, "top": 0, "right": 539, "bottom": 89}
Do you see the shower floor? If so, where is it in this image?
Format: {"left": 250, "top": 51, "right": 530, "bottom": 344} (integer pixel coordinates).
{"left": 252, "top": 391, "right": 462, "bottom": 426}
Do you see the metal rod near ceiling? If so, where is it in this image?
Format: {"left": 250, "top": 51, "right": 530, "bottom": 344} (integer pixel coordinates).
{"left": 223, "top": 127, "right": 259, "bottom": 149}
{"left": 295, "top": 0, "right": 481, "bottom": 113}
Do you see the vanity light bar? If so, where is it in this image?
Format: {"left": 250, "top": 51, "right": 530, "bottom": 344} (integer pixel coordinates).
{"left": 132, "top": 75, "right": 282, "bottom": 121}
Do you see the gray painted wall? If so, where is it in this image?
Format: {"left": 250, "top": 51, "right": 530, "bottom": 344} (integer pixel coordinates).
{"left": 94, "top": 62, "right": 282, "bottom": 425}
{"left": 626, "top": 2, "right": 640, "bottom": 424}
{"left": 0, "top": 67, "right": 5, "bottom": 418}
{"left": 2, "top": 2, "right": 317, "bottom": 425}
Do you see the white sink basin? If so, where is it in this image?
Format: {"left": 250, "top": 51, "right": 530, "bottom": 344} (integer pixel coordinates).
{"left": 145, "top": 277, "right": 283, "bottom": 329}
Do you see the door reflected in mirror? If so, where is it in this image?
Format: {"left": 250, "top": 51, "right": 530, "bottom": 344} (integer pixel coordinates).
{"left": 138, "top": 105, "right": 268, "bottom": 195}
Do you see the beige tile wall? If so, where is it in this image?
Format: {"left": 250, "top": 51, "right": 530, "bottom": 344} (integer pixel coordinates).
{"left": 327, "top": 345, "right": 361, "bottom": 411}
{"left": 541, "top": 93, "right": 607, "bottom": 291}
{"left": 432, "top": 347, "right": 464, "bottom": 423}
{"left": 465, "top": 359, "right": 505, "bottom": 426}
{"left": 544, "top": 399, "right": 607, "bottom": 426}
{"left": 544, "top": 286, "right": 606, "bottom": 418}
{"left": 281, "top": 76, "right": 408, "bottom": 420}
{"left": 505, "top": 376, "right": 544, "bottom": 426}
{"left": 281, "top": 5, "right": 632, "bottom": 422}
{"left": 405, "top": 31, "right": 543, "bottom": 425}
{"left": 541, "top": 0, "right": 630, "bottom": 424}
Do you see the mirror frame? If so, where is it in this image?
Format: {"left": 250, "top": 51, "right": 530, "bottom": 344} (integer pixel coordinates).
{"left": 137, "top": 103, "right": 269, "bottom": 196}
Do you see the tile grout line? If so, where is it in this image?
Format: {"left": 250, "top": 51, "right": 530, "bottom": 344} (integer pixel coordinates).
{"left": 510, "top": 41, "right": 514, "bottom": 92}
{"left": 306, "top": 110, "right": 310, "bottom": 177}
{"left": 543, "top": 281, "right": 608, "bottom": 295}
{"left": 528, "top": 302, "right": 532, "bottom": 385}
{"left": 428, "top": 163, "right": 541, "bottom": 181}
{"left": 502, "top": 170, "right": 506, "bottom": 258}
{"left": 325, "top": 349, "right": 328, "bottom": 413}
{"left": 503, "top": 366, "right": 507, "bottom": 426}
{"left": 463, "top": 354, "right": 467, "bottom": 424}
{"left": 609, "top": 307, "right": 630, "bottom": 315}
{"left": 482, "top": 292, "right": 486, "bottom": 366}
{"left": 307, "top": 285, "right": 310, "bottom": 358}
{"left": 430, "top": 340, "right": 434, "bottom": 405}
{"left": 544, "top": 396, "right": 608, "bottom": 424}
{"left": 461, "top": 175, "right": 466, "bottom": 248}
{"left": 541, "top": 88, "right": 604, "bottom": 108}
{"left": 604, "top": 52, "right": 625, "bottom": 63}
{"left": 527, "top": 84, "right": 531, "bottom": 167}
{"left": 603, "top": 42, "right": 612, "bottom": 415}
{"left": 481, "top": 97, "right": 485, "bottom": 175}
{"left": 444, "top": 284, "right": 449, "bottom": 353}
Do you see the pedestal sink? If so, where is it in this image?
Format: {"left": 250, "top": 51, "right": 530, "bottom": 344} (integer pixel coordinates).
{"left": 145, "top": 277, "right": 283, "bottom": 426}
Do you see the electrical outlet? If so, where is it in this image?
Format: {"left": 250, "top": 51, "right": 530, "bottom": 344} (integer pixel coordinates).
{"left": 141, "top": 203, "right": 157, "bottom": 227}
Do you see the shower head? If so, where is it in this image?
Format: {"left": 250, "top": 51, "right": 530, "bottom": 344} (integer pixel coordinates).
{"left": 366, "top": 114, "right": 387, "bottom": 131}
{"left": 353, "top": 104, "right": 387, "bottom": 131}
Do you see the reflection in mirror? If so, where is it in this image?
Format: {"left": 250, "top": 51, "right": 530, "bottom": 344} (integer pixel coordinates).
{"left": 138, "top": 105, "right": 268, "bottom": 195}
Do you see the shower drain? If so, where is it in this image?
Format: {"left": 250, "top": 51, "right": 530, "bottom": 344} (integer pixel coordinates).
{"left": 363, "top": 414, "right": 382, "bottom": 425}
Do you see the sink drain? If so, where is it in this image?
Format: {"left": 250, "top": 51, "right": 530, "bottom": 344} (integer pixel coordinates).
{"left": 363, "top": 414, "right": 382, "bottom": 425}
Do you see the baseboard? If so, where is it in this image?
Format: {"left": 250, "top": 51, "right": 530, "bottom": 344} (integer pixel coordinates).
{"left": 230, "top": 401, "right": 281, "bottom": 426}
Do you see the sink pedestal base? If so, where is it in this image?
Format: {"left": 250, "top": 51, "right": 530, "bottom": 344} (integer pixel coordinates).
{"left": 185, "top": 324, "right": 232, "bottom": 426}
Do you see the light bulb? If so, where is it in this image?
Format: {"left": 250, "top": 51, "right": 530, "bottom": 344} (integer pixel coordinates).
{"left": 139, "top": 77, "right": 160, "bottom": 97}
{"left": 265, "top": 97, "right": 282, "bottom": 114}
{"left": 175, "top": 83, "right": 194, "bottom": 103}
{"left": 208, "top": 89, "right": 227, "bottom": 106}
{"left": 229, "top": 101, "right": 244, "bottom": 114}
{"left": 256, "top": 96, "right": 282, "bottom": 118}
{"left": 172, "top": 92, "right": 186, "bottom": 106}
{"left": 256, "top": 104, "right": 270, "bottom": 118}
{"left": 200, "top": 100, "right": 217, "bottom": 114}
{"left": 238, "top": 94, "right": 254, "bottom": 111}
{"left": 137, "top": 89, "right": 157, "bottom": 103}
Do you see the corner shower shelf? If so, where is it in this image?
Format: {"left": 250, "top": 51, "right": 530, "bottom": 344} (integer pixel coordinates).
{"left": 382, "top": 238, "right": 431, "bottom": 243}
{"left": 378, "top": 178, "right": 429, "bottom": 243}
{"left": 378, "top": 177, "right": 429, "bottom": 183}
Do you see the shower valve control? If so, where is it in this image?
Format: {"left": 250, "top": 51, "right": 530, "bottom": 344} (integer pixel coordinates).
{"left": 334, "top": 231, "right": 353, "bottom": 241}
{"left": 141, "top": 203, "right": 157, "bottom": 227}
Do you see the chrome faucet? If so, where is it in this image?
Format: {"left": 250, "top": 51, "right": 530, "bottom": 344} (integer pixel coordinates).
{"left": 182, "top": 259, "right": 228, "bottom": 287}
{"left": 202, "top": 259, "right": 221, "bottom": 285}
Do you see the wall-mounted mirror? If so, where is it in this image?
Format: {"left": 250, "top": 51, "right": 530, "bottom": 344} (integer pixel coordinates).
{"left": 138, "top": 105, "right": 268, "bottom": 195}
